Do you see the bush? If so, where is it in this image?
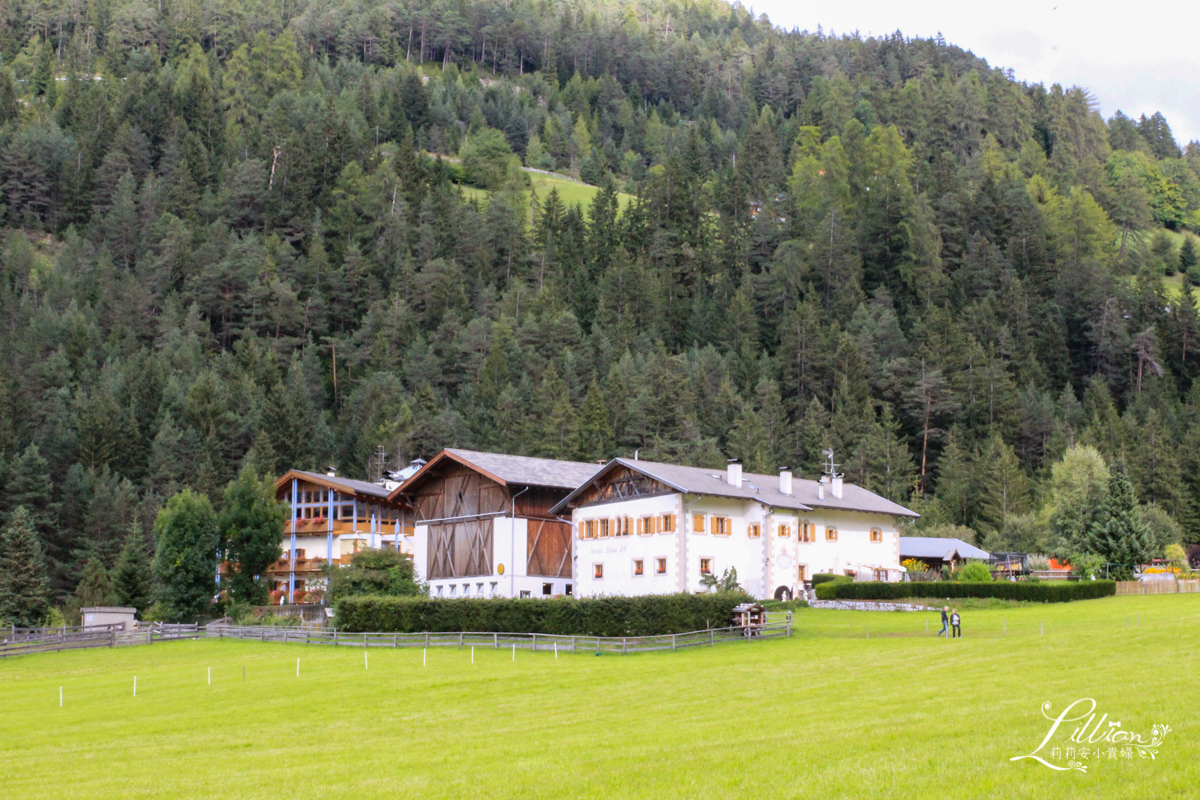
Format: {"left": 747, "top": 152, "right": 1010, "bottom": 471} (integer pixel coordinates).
{"left": 957, "top": 561, "right": 993, "bottom": 582}
{"left": 811, "top": 574, "right": 844, "bottom": 586}
{"left": 335, "top": 592, "right": 752, "bottom": 636}
{"left": 326, "top": 549, "right": 425, "bottom": 602}
{"left": 814, "top": 580, "right": 1115, "bottom": 603}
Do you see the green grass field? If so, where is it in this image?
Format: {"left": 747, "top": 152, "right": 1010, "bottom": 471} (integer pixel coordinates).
{"left": 459, "top": 170, "right": 635, "bottom": 219}
{"left": 2, "top": 595, "right": 1196, "bottom": 799}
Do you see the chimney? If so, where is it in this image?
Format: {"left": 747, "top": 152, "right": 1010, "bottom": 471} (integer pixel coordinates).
{"left": 817, "top": 476, "right": 826, "bottom": 501}
{"left": 726, "top": 459, "right": 743, "bottom": 488}
{"left": 779, "top": 467, "right": 793, "bottom": 496}
{"left": 326, "top": 465, "right": 338, "bottom": 478}
{"left": 831, "top": 474, "right": 843, "bottom": 500}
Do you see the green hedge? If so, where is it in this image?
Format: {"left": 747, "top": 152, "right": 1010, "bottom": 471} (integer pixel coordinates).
{"left": 811, "top": 574, "right": 845, "bottom": 586}
{"left": 814, "top": 580, "right": 1116, "bottom": 603}
{"left": 335, "top": 592, "right": 753, "bottom": 636}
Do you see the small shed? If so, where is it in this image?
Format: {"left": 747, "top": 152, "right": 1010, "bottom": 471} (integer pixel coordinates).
{"left": 732, "top": 603, "right": 766, "bottom": 634}
{"left": 81, "top": 607, "right": 136, "bottom": 630}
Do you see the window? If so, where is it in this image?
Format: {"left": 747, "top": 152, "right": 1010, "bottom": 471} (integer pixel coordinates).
{"left": 520, "top": 590, "right": 531, "bottom": 598}
{"left": 826, "top": 528, "right": 838, "bottom": 542}
{"left": 748, "top": 523, "right": 762, "bottom": 538}
{"left": 449, "top": 585, "right": 456, "bottom": 596}
{"left": 593, "top": 563, "right": 604, "bottom": 579}
{"left": 542, "top": 582, "right": 553, "bottom": 596}
{"left": 598, "top": 519, "right": 612, "bottom": 538}
{"left": 655, "top": 557, "right": 667, "bottom": 575}
{"left": 580, "top": 519, "right": 598, "bottom": 539}
{"left": 800, "top": 523, "right": 815, "bottom": 542}
{"left": 660, "top": 514, "right": 676, "bottom": 533}
{"left": 616, "top": 517, "right": 633, "bottom": 537}
{"left": 711, "top": 516, "right": 731, "bottom": 536}
{"left": 699, "top": 558, "right": 713, "bottom": 575}
{"left": 436, "top": 585, "right": 444, "bottom": 596}
{"left": 777, "top": 524, "right": 791, "bottom": 538}
{"left": 638, "top": 516, "right": 656, "bottom": 535}
{"left": 798, "top": 565, "right": 807, "bottom": 582}
{"left": 564, "top": 584, "right": 573, "bottom": 596}
{"left": 633, "top": 559, "right": 644, "bottom": 576}
{"left": 693, "top": 513, "right": 706, "bottom": 533}
{"left": 874, "top": 569, "right": 888, "bottom": 581}
{"left": 870, "top": 529, "right": 883, "bottom": 543}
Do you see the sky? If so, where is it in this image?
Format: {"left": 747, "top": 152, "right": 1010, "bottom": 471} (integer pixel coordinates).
{"left": 750, "top": 0, "right": 1200, "bottom": 147}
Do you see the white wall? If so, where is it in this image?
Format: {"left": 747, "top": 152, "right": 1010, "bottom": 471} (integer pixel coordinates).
{"left": 413, "top": 515, "right": 571, "bottom": 599}
{"left": 573, "top": 495, "right": 903, "bottom": 600}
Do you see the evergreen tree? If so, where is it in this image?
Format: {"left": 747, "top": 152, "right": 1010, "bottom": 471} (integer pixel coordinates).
{"left": 152, "top": 489, "right": 220, "bottom": 622}
{"left": 113, "top": 526, "right": 155, "bottom": 615}
{"left": 218, "top": 466, "right": 285, "bottom": 605}
{"left": 1085, "top": 465, "right": 1156, "bottom": 579}
{"left": 0, "top": 507, "right": 51, "bottom": 627}
{"left": 74, "top": 558, "right": 117, "bottom": 607}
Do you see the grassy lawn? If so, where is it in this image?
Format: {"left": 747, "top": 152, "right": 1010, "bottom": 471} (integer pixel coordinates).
{"left": 2, "top": 595, "right": 1196, "bottom": 799}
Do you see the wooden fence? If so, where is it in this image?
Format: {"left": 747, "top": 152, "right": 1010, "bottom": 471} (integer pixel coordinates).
{"left": 1115, "top": 579, "right": 1200, "bottom": 596}
{"left": 0, "top": 623, "right": 200, "bottom": 658}
{"left": 207, "top": 620, "right": 792, "bottom": 654}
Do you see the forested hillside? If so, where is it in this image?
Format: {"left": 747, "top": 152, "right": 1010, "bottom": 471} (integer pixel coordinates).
{"left": 1, "top": 0, "right": 1199, "bottom": 602}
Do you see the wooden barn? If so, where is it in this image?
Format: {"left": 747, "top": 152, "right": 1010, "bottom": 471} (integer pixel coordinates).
{"left": 390, "top": 449, "right": 601, "bottom": 598}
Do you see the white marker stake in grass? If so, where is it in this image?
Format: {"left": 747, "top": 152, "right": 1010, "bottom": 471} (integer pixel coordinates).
{"left": 133, "top": 676, "right": 137, "bottom": 697}
{"left": 512, "top": 643, "right": 515, "bottom": 661}
{"left": 471, "top": 646, "right": 474, "bottom": 664}
{"left": 554, "top": 642, "right": 558, "bottom": 659}
{"left": 423, "top": 648, "right": 426, "bottom": 667}
{"left": 296, "top": 658, "right": 300, "bottom": 678}
{"left": 59, "top": 686, "right": 62, "bottom": 707}
{"left": 365, "top": 651, "right": 368, "bottom": 670}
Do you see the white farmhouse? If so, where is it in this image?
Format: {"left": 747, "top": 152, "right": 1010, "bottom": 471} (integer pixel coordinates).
{"left": 552, "top": 458, "right": 919, "bottom": 600}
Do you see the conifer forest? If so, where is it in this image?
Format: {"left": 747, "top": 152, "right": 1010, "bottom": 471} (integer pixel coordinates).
{"left": 2, "top": 0, "right": 1199, "bottom": 603}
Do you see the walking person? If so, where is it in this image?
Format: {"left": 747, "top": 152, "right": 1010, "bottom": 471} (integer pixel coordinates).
{"left": 937, "top": 606, "right": 949, "bottom": 637}
{"left": 951, "top": 608, "right": 961, "bottom": 638}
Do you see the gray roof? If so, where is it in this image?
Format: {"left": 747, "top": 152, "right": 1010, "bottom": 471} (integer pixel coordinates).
{"left": 440, "top": 449, "right": 603, "bottom": 490}
{"left": 552, "top": 458, "right": 919, "bottom": 518}
{"left": 287, "top": 470, "right": 396, "bottom": 500}
{"left": 899, "top": 537, "right": 990, "bottom": 561}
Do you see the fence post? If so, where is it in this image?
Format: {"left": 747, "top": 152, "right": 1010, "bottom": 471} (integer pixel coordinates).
{"left": 532, "top": 633, "right": 536, "bottom": 652}
{"left": 425, "top": 632, "right": 430, "bottom": 647}
{"left": 393, "top": 633, "right": 397, "bottom": 648}
{"left": 365, "top": 632, "right": 368, "bottom": 648}
{"left": 672, "top": 634, "right": 676, "bottom": 652}
{"left": 460, "top": 632, "right": 464, "bottom": 649}
{"left": 710, "top": 629, "right": 714, "bottom": 647}
{"left": 494, "top": 633, "right": 498, "bottom": 649}
{"left": 622, "top": 637, "right": 627, "bottom": 655}
{"left": 570, "top": 635, "right": 575, "bottom": 653}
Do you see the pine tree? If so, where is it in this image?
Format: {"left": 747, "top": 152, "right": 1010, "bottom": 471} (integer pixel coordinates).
{"left": 976, "top": 433, "right": 1031, "bottom": 534}
{"left": 0, "top": 507, "right": 52, "bottom": 627}
{"left": 74, "top": 558, "right": 116, "bottom": 607}
{"left": 1085, "top": 465, "right": 1156, "bottom": 579}
{"left": 577, "top": 381, "right": 614, "bottom": 461}
{"left": 113, "top": 526, "right": 154, "bottom": 615}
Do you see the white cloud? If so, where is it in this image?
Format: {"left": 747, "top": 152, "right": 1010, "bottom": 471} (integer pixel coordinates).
{"left": 751, "top": 0, "right": 1200, "bottom": 145}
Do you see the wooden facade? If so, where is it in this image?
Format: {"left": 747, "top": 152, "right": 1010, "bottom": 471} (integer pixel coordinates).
{"left": 571, "top": 464, "right": 673, "bottom": 507}
{"left": 396, "top": 450, "right": 588, "bottom": 588}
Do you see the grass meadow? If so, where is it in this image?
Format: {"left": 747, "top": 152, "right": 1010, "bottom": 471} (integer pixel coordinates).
{"left": 1, "top": 594, "right": 1197, "bottom": 799}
